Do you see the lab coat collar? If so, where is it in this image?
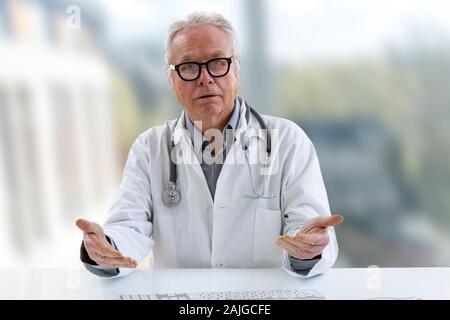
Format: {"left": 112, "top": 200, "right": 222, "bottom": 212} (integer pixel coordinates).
{"left": 172, "top": 97, "right": 260, "bottom": 147}
{"left": 238, "top": 98, "right": 267, "bottom": 141}
{"left": 184, "top": 99, "right": 241, "bottom": 158}
{"left": 233, "top": 97, "right": 267, "bottom": 140}
{"left": 172, "top": 111, "right": 188, "bottom": 146}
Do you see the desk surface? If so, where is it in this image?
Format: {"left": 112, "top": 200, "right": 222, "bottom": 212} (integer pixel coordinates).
{"left": 1, "top": 267, "right": 449, "bottom": 300}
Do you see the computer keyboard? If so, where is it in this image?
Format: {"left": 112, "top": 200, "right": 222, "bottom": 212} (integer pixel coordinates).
{"left": 119, "top": 288, "right": 325, "bottom": 300}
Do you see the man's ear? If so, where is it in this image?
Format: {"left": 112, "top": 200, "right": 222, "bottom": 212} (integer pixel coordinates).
{"left": 166, "top": 69, "right": 174, "bottom": 90}
{"left": 233, "top": 57, "right": 241, "bottom": 86}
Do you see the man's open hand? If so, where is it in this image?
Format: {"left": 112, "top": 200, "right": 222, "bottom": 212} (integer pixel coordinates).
{"left": 276, "top": 215, "right": 344, "bottom": 260}
{"left": 76, "top": 219, "right": 137, "bottom": 268}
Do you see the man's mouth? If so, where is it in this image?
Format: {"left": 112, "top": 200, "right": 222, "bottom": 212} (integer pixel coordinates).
{"left": 197, "top": 94, "right": 220, "bottom": 99}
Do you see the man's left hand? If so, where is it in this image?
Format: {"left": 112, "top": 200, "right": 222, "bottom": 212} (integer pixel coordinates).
{"left": 276, "top": 215, "right": 344, "bottom": 260}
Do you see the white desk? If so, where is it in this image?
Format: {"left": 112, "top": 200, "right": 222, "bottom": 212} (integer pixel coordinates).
{"left": 1, "top": 267, "right": 449, "bottom": 300}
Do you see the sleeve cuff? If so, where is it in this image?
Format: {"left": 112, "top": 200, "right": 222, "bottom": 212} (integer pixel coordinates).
{"left": 289, "top": 254, "right": 322, "bottom": 275}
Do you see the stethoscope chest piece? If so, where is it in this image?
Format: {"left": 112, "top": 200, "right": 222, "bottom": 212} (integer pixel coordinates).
{"left": 163, "top": 182, "right": 181, "bottom": 205}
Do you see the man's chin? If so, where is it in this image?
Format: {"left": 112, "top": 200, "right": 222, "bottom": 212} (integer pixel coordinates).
{"left": 193, "top": 101, "right": 223, "bottom": 114}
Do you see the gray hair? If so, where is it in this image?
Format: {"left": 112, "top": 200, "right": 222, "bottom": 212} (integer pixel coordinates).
{"left": 165, "top": 11, "right": 240, "bottom": 68}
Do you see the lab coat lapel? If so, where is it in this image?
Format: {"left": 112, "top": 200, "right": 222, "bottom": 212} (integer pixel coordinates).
{"left": 172, "top": 112, "right": 214, "bottom": 205}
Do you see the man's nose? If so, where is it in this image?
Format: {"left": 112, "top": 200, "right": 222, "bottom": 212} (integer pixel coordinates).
{"left": 196, "top": 65, "right": 214, "bottom": 86}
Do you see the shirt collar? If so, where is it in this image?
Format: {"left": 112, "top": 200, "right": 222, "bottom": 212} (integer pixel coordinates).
{"left": 184, "top": 98, "right": 241, "bottom": 155}
{"left": 184, "top": 98, "right": 241, "bottom": 139}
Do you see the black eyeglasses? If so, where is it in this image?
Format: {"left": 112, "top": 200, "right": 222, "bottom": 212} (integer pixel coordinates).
{"left": 169, "top": 57, "right": 233, "bottom": 81}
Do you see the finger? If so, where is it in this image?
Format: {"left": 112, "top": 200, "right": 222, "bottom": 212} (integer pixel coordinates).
{"left": 301, "top": 215, "right": 344, "bottom": 233}
{"left": 84, "top": 236, "right": 123, "bottom": 258}
{"left": 276, "top": 238, "right": 317, "bottom": 259}
{"left": 85, "top": 242, "right": 123, "bottom": 260}
{"left": 280, "top": 236, "right": 313, "bottom": 251}
{"left": 279, "top": 230, "right": 327, "bottom": 245}
{"left": 281, "top": 236, "right": 326, "bottom": 256}
{"left": 99, "top": 256, "right": 137, "bottom": 269}
{"left": 281, "top": 236, "right": 327, "bottom": 252}
{"left": 275, "top": 238, "right": 297, "bottom": 257}
{"left": 293, "top": 232, "right": 329, "bottom": 246}
{"left": 284, "top": 244, "right": 317, "bottom": 260}
{"left": 110, "top": 257, "right": 137, "bottom": 268}
{"left": 90, "top": 252, "right": 137, "bottom": 268}
{"left": 76, "top": 219, "right": 98, "bottom": 234}
{"left": 323, "top": 215, "right": 344, "bottom": 227}
{"left": 97, "top": 247, "right": 124, "bottom": 259}
{"left": 89, "top": 251, "right": 134, "bottom": 267}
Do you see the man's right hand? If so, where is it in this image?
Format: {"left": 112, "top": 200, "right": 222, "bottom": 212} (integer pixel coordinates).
{"left": 76, "top": 219, "right": 137, "bottom": 269}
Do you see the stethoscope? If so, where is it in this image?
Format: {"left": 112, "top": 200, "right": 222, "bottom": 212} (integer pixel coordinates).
{"left": 162, "top": 98, "right": 275, "bottom": 206}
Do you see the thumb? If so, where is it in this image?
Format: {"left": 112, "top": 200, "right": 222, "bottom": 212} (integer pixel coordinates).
{"left": 76, "top": 219, "right": 100, "bottom": 234}
{"left": 301, "top": 215, "right": 344, "bottom": 233}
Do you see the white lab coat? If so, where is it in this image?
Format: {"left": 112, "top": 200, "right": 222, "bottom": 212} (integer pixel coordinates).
{"left": 102, "top": 101, "right": 338, "bottom": 278}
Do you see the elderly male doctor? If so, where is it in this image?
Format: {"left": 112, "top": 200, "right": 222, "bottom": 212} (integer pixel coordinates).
{"left": 76, "top": 12, "right": 343, "bottom": 279}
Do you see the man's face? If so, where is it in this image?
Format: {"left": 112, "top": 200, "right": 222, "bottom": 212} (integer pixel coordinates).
{"left": 168, "top": 24, "right": 239, "bottom": 122}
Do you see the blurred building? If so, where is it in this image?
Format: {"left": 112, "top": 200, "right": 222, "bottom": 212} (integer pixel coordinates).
{"left": 1, "top": 0, "right": 449, "bottom": 270}
{"left": 0, "top": 0, "right": 120, "bottom": 266}
{"left": 241, "top": 0, "right": 271, "bottom": 114}
{"left": 300, "top": 118, "right": 435, "bottom": 266}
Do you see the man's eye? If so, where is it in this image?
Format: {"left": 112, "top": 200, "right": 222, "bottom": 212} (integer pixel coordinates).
{"left": 210, "top": 60, "right": 222, "bottom": 68}
{"left": 180, "top": 63, "right": 196, "bottom": 71}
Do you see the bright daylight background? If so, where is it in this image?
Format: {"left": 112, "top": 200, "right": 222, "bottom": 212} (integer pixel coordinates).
{"left": 1, "top": 0, "right": 450, "bottom": 269}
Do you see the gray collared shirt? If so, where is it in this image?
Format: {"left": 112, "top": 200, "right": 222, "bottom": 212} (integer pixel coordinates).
{"left": 184, "top": 99, "right": 241, "bottom": 199}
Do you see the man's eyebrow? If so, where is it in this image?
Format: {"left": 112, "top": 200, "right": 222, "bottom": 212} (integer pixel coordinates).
{"left": 210, "top": 50, "right": 227, "bottom": 58}
{"left": 179, "top": 55, "right": 194, "bottom": 63}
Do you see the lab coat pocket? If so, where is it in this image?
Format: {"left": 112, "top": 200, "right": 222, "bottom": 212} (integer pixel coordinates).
{"left": 253, "top": 208, "right": 283, "bottom": 267}
{"left": 153, "top": 212, "right": 177, "bottom": 267}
